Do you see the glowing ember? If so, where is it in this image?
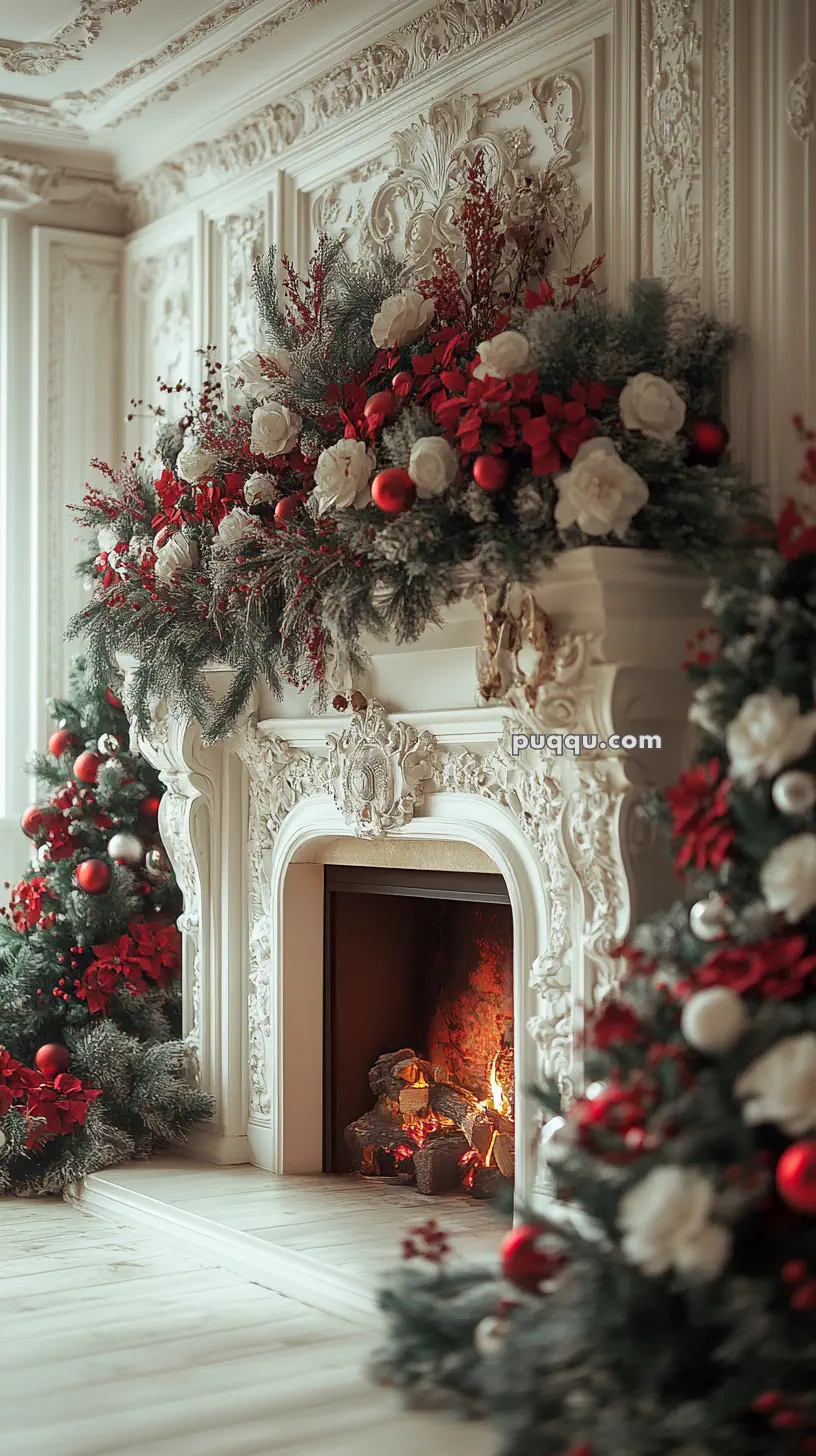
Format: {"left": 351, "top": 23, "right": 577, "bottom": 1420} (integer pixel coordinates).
{"left": 403, "top": 1110, "right": 451, "bottom": 1147}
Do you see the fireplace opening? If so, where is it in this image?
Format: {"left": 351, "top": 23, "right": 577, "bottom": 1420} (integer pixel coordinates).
{"left": 323, "top": 866, "right": 514, "bottom": 1198}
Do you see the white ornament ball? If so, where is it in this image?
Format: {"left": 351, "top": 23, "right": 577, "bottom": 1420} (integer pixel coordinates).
{"left": 106, "top": 832, "right": 144, "bottom": 866}
{"left": 689, "top": 894, "right": 728, "bottom": 942}
{"left": 772, "top": 770, "right": 816, "bottom": 816}
{"left": 98, "top": 733, "right": 120, "bottom": 756}
{"left": 681, "top": 986, "right": 750, "bottom": 1053}
{"left": 37, "top": 844, "right": 51, "bottom": 865}
{"left": 0, "top": 1128, "right": 6, "bottom": 1152}
{"left": 473, "top": 1314, "right": 508, "bottom": 1358}
{"left": 144, "top": 847, "right": 166, "bottom": 880}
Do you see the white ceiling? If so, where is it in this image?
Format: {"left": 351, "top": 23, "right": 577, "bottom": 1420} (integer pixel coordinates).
{"left": 0, "top": 0, "right": 420, "bottom": 180}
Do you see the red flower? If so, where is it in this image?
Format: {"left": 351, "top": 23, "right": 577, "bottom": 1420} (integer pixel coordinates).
{"left": 778, "top": 498, "right": 816, "bottom": 561}
{"left": 44, "top": 816, "right": 76, "bottom": 862}
{"left": 665, "top": 758, "right": 734, "bottom": 872}
{"left": 25, "top": 1072, "right": 101, "bottom": 1146}
{"left": 694, "top": 934, "right": 816, "bottom": 999}
{"left": 8, "top": 876, "right": 55, "bottom": 932}
{"left": 77, "top": 932, "right": 154, "bottom": 1014}
{"left": 129, "top": 920, "right": 181, "bottom": 985}
{"left": 525, "top": 280, "right": 555, "bottom": 311}
{"left": 0, "top": 1048, "right": 42, "bottom": 1119}
{"left": 520, "top": 415, "right": 561, "bottom": 475}
{"left": 589, "top": 999, "right": 642, "bottom": 1050}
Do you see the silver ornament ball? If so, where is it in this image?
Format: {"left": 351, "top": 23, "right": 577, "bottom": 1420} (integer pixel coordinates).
{"left": 772, "top": 770, "right": 816, "bottom": 816}
{"left": 144, "top": 847, "right": 167, "bottom": 880}
{"left": 98, "top": 733, "right": 120, "bottom": 756}
{"left": 37, "top": 844, "right": 51, "bottom": 865}
{"left": 473, "top": 1314, "right": 509, "bottom": 1358}
{"left": 689, "top": 894, "right": 728, "bottom": 942}
{"left": 681, "top": 986, "right": 750, "bottom": 1053}
{"left": 106, "top": 831, "right": 144, "bottom": 866}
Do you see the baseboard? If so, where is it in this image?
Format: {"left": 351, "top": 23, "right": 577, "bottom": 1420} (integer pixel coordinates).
{"left": 68, "top": 1171, "right": 379, "bottom": 1329}
{"left": 181, "top": 1127, "right": 252, "bottom": 1165}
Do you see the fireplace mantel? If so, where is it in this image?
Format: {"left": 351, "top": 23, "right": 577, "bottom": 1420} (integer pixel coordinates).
{"left": 122, "top": 548, "right": 704, "bottom": 1203}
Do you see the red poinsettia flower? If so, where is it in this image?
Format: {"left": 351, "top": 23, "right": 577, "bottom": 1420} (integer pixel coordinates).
{"left": 588, "top": 999, "right": 642, "bottom": 1050}
{"left": 9, "top": 876, "right": 55, "bottom": 933}
{"left": 777, "top": 498, "right": 816, "bottom": 561}
{"left": 525, "top": 280, "right": 556, "bottom": 311}
{"left": 76, "top": 932, "right": 154, "bottom": 1014}
{"left": 0, "top": 1048, "right": 42, "bottom": 1119}
{"left": 520, "top": 415, "right": 561, "bottom": 475}
{"left": 25, "top": 1072, "right": 101, "bottom": 1146}
{"left": 665, "top": 757, "right": 735, "bottom": 872}
{"left": 129, "top": 920, "right": 181, "bottom": 985}
{"left": 44, "top": 816, "right": 76, "bottom": 862}
{"left": 693, "top": 933, "right": 816, "bottom": 999}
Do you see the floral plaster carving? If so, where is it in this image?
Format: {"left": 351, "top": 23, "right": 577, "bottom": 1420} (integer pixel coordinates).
{"left": 128, "top": 0, "right": 552, "bottom": 225}
{"left": 216, "top": 206, "right": 266, "bottom": 360}
{"left": 0, "top": 1, "right": 141, "bottom": 77}
{"left": 0, "top": 156, "right": 126, "bottom": 223}
{"left": 327, "top": 700, "right": 437, "bottom": 837}
{"left": 787, "top": 59, "right": 815, "bottom": 142}
{"left": 642, "top": 0, "right": 702, "bottom": 300}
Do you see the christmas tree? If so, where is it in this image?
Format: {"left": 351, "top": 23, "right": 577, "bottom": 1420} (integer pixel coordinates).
{"left": 372, "top": 421, "right": 816, "bottom": 1456}
{"left": 0, "top": 657, "right": 212, "bottom": 1195}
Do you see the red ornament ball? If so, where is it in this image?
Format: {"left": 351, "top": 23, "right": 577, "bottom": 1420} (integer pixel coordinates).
{"left": 777, "top": 1140, "right": 816, "bottom": 1214}
{"left": 392, "top": 371, "right": 413, "bottom": 396}
{"left": 332, "top": 694, "right": 348, "bottom": 711}
{"left": 74, "top": 750, "right": 101, "bottom": 785}
{"left": 48, "top": 728, "right": 76, "bottom": 758}
{"left": 363, "top": 390, "right": 396, "bottom": 424}
{"left": 500, "top": 1223, "right": 562, "bottom": 1293}
{"left": 104, "top": 688, "right": 123, "bottom": 710}
{"left": 473, "top": 455, "right": 511, "bottom": 493}
{"left": 75, "top": 858, "right": 111, "bottom": 895}
{"left": 687, "top": 418, "right": 729, "bottom": 465}
{"left": 274, "top": 494, "right": 301, "bottom": 523}
{"left": 371, "top": 468, "right": 415, "bottom": 514}
{"left": 34, "top": 1043, "right": 70, "bottom": 1078}
{"left": 138, "top": 795, "right": 161, "bottom": 823}
{"left": 20, "top": 805, "right": 43, "bottom": 838}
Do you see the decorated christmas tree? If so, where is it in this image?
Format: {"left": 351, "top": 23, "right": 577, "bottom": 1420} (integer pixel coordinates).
{"left": 372, "top": 421, "right": 816, "bottom": 1455}
{"left": 0, "top": 658, "right": 212, "bottom": 1195}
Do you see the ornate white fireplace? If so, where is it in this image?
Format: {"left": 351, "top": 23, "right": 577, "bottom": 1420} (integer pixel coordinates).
{"left": 125, "top": 548, "right": 703, "bottom": 1205}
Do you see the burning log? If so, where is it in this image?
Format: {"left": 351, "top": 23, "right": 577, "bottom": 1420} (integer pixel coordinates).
{"left": 414, "top": 1132, "right": 470, "bottom": 1195}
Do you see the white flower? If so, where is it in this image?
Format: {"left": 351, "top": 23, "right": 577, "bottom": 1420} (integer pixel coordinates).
{"left": 725, "top": 689, "right": 816, "bottom": 785}
{"left": 735, "top": 1034, "right": 816, "bottom": 1137}
{"left": 618, "top": 1166, "right": 731, "bottom": 1280}
{"left": 243, "top": 472, "right": 277, "bottom": 507}
{"left": 473, "top": 330, "right": 531, "bottom": 381}
{"left": 554, "top": 437, "right": 649, "bottom": 539}
{"left": 407, "top": 437, "right": 459, "bottom": 498}
{"left": 250, "top": 401, "right": 301, "bottom": 457}
{"left": 215, "top": 508, "right": 261, "bottom": 548}
{"left": 619, "top": 372, "right": 686, "bottom": 442}
{"left": 760, "top": 833, "right": 816, "bottom": 921}
{"left": 154, "top": 532, "right": 198, "bottom": 584}
{"left": 226, "top": 347, "right": 294, "bottom": 400}
{"left": 97, "top": 525, "right": 120, "bottom": 555}
{"left": 371, "top": 290, "right": 435, "bottom": 350}
{"left": 152, "top": 455, "right": 170, "bottom": 480}
{"left": 176, "top": 438, "right": 217, "bottom": 483}
{"left": 312, "top": 439, "right": 375, "bottom": 514}
{"left": 688, "top": 680, "right": 723, "bottom": 737}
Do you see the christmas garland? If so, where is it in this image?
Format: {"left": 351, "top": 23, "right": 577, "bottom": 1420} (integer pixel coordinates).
{"left": 71, "top": 159, "right": 764, "bottom": 737}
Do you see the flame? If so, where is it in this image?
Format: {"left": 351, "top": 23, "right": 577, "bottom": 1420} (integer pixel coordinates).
{"left": 479, "top": 1048, "right": 512, "bottom": 1117}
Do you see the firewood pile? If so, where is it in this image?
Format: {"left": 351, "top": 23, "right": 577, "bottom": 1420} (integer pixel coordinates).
{"left": 344, "top": 1048, "right": 514, "bottom": 1197}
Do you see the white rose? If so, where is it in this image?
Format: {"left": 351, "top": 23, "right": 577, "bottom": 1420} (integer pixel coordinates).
{"left": 554, "top": 437, "right": 649, "bottom": 539}
{"left": 215, "top": 508, "right": 261, "bottom": 548}
{"left": 760, "top": 833, "right": 816, "bottom": 922}
{"left": 312, "top": 439, "right": 375, "bottom": 514}
{"left": 250, "top": 401, "right": 302, "bottom": 457}
{"left": 244, "top": 472, "right": 277, "bottom": 507}
{"left": 371, "top": 290, "right": 435, "bottom": 350}
{"left": 725, "top": 689, "right": 816, "bottom": 785}
{"left": 473, "top": 330, "right": 532, "bottom": 381}
{"left": 407, "top": 437, "right": 459, "bottom": 499}
{"left": 688, "top": 680, "right": 723, "bottom": 737}
{"left": 735, "top": 1034, "right": 816, "bottom": 1137}
{"left": 176, "top": 438, "right": 217, "bottom": 483}
{"left": 618, "top": 1166, "right": 731, "bottom": 1280}
{"left": 97, "top": 525, "right": 120, "bottom": 555}
{"left": 154, "top": 532, "right": 198, "bottom": 584}
{"left": 225, "top": 347, "right": 294, "bottom": 400}
{"left": 619, "top": 372, "right": 686, "bottom": 442}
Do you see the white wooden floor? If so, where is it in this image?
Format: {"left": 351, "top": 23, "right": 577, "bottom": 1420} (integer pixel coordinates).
{"left": 1, "top": 1196, "right": 500, "bottom": 1456}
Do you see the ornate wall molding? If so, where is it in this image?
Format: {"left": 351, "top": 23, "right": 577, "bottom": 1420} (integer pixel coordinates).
{"left": 127, "top": 0, "right": 551, "bottom": 226}
{"left": 0, "top": 1, "right": 141, "bottom": 77}
{"left": 787, "top": 57, "right": 815, "bottom": 142}
{"left": 326, "top": 700, "right": 437, "bottom": 836}
{"left": 215, "top": 205, "right": 266, "bottom": 360}
{"left": 641, "top": 0, "right": 703, "bottom": 301}
{"left": 0, "top": 155, "right": 127, "bottom": 226}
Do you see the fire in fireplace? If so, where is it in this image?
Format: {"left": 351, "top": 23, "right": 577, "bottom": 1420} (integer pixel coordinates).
{"left": 323, "top": 867, "right": 514, "bottom": 1198}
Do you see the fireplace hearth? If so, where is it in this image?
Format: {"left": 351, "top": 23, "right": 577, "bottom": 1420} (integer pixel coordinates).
{"left": 324, "top": 867, "right": 514, "bottom": 1197}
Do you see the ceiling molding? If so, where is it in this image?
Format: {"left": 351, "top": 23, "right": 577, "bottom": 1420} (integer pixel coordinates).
{"left": 0, "top": 153, "right": 127, "bottom": 225}
{"left": 0, "top": 2, "right": 142, "bottom": 78}
{"left": 126, "top": 0, "right": 549, "bottom": 226}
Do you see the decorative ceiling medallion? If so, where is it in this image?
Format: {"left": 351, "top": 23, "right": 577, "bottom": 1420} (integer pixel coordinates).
{"left": 0, "top": 1, "right": 142, "bottom": 78}
{"left": 787, "top": 58, "right": 815, "bottom": 142}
